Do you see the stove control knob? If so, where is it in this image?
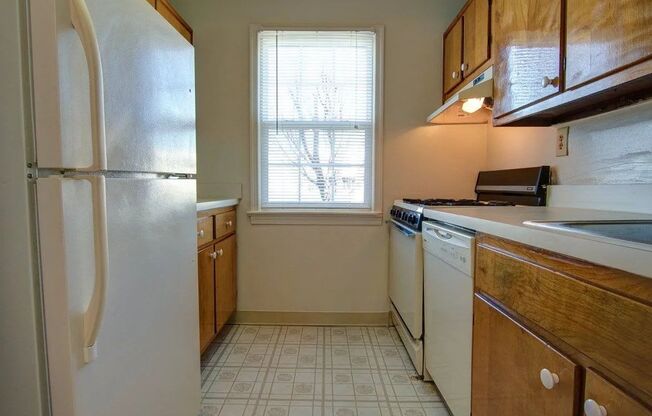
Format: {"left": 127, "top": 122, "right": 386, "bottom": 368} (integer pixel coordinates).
{"left": 390, "top": 209, "right": 395, "bottom": 216}
{"left": 402, "top": 212, "right": 407, "bottom": 220}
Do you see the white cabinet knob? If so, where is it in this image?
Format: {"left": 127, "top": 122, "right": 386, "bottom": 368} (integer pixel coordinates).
{"left": 584, "top": 399, "right": 607, "bottom": 416}
{"left": 461, "top": 63, "right": 469, "bottom": 72}
{"left": 216, "top": 248, "right": 224, "bottom": 257}
{"left": 197, "top": 229, "right": 204, "bottom": 237}
{"left": 452, "top": 71, "right": 459, "bottom": 80}
{"left": 539, "top": 368, "right": 560, "bottom": 390}
{"left": 209, "top": 251, "right": 217, "bottom": 259}
{"left": 226, "top": 220, "right": 233, "bottom": 227}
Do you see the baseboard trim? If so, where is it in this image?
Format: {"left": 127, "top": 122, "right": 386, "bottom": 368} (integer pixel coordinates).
{"left": 231, "top": 311, "right": 391, "bottom": 326}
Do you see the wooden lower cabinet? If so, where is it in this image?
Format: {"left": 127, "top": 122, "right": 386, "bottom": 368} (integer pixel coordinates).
{"left": 215, "top": 234, "right": 236, "bottom": 333}
{"left": 584, "top": 369, "right": 652, "bottom": 416}
{"left": 473, "top": 234, "right": 652, "bottom": 415}
{"left": 472, "top": 295, "right": 579, "bottom": 416}
{"left": 198, "top": 245, "right": 216, "bottom": 352}
{"left": 197, "top": 207, "right": 237, "bottom": 354}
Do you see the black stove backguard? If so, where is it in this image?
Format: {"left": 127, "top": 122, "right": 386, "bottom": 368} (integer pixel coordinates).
{"left": 475, "top": 166, "right": 551, "bottom": 206}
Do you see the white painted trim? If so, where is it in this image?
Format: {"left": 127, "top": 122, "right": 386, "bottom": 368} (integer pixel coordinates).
{"left": 247, "top": 209, "right": 383, "bottom": 225}
{"left": 248, "top": 25, "right": 385, "bottom": 219}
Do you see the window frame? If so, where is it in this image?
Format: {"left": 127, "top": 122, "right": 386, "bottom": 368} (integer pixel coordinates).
{"left": 248, "top": 25, "right": 384, "bottom": 225}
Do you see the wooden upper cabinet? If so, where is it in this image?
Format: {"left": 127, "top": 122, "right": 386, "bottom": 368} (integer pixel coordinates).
{"left": 566, "top": 0, "right": 652, "bottom": 89}
{"left": 462, "top": 0, "right": 490, "bottom": 76}
{"left": 152, "top": 0, "right": 193, "bottom": 44}
{"left": 215, "top": 235, "right": 236, "bottom": 333}
{"left": 443, "top": 19, "right": 464, "bottom": 94}
{"left": 492, "top": 0, "right": 562, "bottom": 117}
{"left": 583, "top": 369, "right": 652, "bottom": 416}
{"left": 472, "top": 295, "right": 579, "bottom": 416}
{"left": 198, "top": 245, "right": 216, "bottom": 353}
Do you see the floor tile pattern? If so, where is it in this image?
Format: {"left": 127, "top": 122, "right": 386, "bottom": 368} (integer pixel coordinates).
{"left": 200, "top": 326, "right": 450, "bottom": 416}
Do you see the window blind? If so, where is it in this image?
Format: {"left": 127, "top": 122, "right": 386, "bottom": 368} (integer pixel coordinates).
{"left": 257, "top": 30, "right": 376, "bottom": 209}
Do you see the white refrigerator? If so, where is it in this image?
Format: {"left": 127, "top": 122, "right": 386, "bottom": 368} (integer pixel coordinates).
{"left": 26, "top": 0, "right": 200, "bottom": 414}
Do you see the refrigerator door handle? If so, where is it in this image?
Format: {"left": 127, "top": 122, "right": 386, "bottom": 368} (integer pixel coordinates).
{"left": 77, "top": 175, "right": 109, "bottom": 363}
{"left": 70, "top": 0, "right": 107, "bottom": 171}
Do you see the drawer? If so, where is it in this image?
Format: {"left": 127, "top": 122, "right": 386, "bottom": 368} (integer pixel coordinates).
{"left": 475, "top": 235, "right": 652, "bottom": 398}
{"left": 196, "top": 216, "right": 214, "bottom": 246}
{"left": 215, "top": 210, "right": 236, "bottom": 239}
{"left": 583, "top": 369, "right": 651, "bottom": 416}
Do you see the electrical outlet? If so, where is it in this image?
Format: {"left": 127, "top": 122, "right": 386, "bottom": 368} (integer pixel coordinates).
{"left": 556, "top": 126, "right": 569, "bottom": 157}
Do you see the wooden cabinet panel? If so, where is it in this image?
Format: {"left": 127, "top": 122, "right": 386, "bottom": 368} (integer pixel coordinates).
{"left": 156, "top": 0, "right": 193, "bottom": 44}
{"left": 493, "top": 0, "right": 562, "bottom": 117}
{"left": 566, "top": 0, "right": 652, "bottom": 89}
{"left": 462, "top": 0, "right": 490, "bottom": 76}
{"left": 475, "top": 234, "right": 652, "bottom": 399}
{"left": 145, "top": 0, "right": 155, "bottom": 6}
{"left": 215, "top": 210, "right": 236, "bottom": 241}
{"left": 443, "top": 19, "right": 464, "bottom": 94}
{"left": 215, "top": 235, "right": 236, "bottom": 333}
{"left": 197, "top": 216, "right": 214, "bottom": 247}
{"left": 472, "top": 295, "right": 579, "bottom": 416}
{"left": 198, "top": 246, "right": 216, "bottom": 353}
{"left": 584, "top": 369, "right": 652, "bottom": 416}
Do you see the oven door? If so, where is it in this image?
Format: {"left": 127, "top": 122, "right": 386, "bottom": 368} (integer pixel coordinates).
{"left": 388, "top": 220, "right": 423, "bottom": 340}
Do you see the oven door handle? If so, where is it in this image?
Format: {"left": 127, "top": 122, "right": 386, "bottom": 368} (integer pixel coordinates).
{"left": 391, "top": 219, "right": 417, "bottom": 238}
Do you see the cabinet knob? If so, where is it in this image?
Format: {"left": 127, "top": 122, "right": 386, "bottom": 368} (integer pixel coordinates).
{"left": 452, "top": 71, "right": 459, "bottom": 80}
{"left": 209, "top": 251, "right": 217, "bottom": 259}
{"left": 539, "top": 368, "right": 560, "bottom": 390}
{"left": 584, "top": 399, "right": 608, "bottom": 416}
{"left": 226, "top": 220, "right": 233, "bottom": 228}
{"left": 542, "top": 76, "right": 559, "bottom": 88}
{"left": 197, "top": 229, "right": 204, "bottom": 238}
{"left": 216, "top": 248, "right": 224, "bottom": 257}
{"left": 461, "top": 63, "right": 469, "bottom": 72}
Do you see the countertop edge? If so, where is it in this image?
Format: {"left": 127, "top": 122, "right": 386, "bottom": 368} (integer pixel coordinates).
{"left": 422, "top": 207, "right": 652, "bottom": 279}
{"left": 196, "top": 198, "right": 240, "bottom": 211}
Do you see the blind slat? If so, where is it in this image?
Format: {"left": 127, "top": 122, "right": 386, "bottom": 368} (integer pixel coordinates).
{"left": 258, "top": 30, "right": 376, "bottom": 208}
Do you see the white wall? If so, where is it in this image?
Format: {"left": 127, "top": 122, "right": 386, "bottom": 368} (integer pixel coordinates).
{"left": 173, "top": 0, "right": 488, "bottom": 315}
{"left": 487, "top": 101, "right": 652, "bottom": 185}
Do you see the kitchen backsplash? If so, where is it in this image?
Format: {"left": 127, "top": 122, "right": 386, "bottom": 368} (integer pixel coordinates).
{"left": 486, "top": 99, "right": 652, "bottom": 185}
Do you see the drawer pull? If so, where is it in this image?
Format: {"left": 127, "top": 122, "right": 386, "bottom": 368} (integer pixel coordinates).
{"left": 197, "top": 229, "right": 204, "bottom": 238}
{"left": 584, "top": 399, "right": 607, "bottom": 416}
{"left": 539, "top": 368, "right": 559, "bottom": 390}
{"left": 226, "top": 220, "right": 233, "bottom": 228}
{"left": 209, "top": 251, "right": 217, "bottom": 260}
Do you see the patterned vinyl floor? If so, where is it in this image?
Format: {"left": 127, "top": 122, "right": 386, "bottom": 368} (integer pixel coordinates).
{"left": 199, "top": 325, "right": 450, "bottom": 416}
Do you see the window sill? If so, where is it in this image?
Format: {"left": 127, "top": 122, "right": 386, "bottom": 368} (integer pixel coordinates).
{"left": 247, "top": 209, "right": 384, "bottom": 226}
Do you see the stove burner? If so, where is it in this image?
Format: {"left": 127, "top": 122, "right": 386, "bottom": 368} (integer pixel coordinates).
{"left": 402, "top": 198, "right": 515, "bottom": 207}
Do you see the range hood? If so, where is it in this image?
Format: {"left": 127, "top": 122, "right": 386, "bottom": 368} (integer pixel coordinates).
{"left": 427, "top": 67, "right": 493, "bottom": 125}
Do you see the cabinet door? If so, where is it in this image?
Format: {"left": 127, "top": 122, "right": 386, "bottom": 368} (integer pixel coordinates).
{"left": 583, "top": 369, "right": 651, "bottom": 416}
{"left": 198, "top": 246, "right": 216, "bottom": 353}
{"left": 215, "top": 235, "right": 236, "bottom": 333}
{"left": 566, "top": 0, "right": 652, "bottom": 89}
{"left": 472, "top": 296, "right": 579, "bottom": 416}
{"left": 493, "top": 0, "right": 562, "bottom": 117}
{"left": 443, "top": 19, "right": 464, "bottom": 94}
{"left": 462, "top": 0, "right": 490, "bottom": 77}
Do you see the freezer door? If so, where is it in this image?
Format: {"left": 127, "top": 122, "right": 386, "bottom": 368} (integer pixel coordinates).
{"left": 31, "top": 0, "right": 196, "bottom": 173}
{"left": 37, "top": 177, "right": 200, "bottom": 416}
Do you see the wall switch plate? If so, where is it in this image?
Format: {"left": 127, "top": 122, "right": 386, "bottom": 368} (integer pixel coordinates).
{"left": 556, "top": 126, "right": 569, "bottom": 157}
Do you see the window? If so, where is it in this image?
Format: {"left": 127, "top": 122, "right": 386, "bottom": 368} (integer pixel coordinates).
{"left": 252, "top": 28, "right": 382, "bottom": 218}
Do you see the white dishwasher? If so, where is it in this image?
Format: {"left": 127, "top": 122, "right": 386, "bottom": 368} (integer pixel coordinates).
{"left": 423, "top": 221, "right": 475, "bottom": 416}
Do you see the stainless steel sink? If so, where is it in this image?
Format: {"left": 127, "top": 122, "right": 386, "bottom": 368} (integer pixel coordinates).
{"left": 523, "top": 220, "right": 652, "bottom": 246}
